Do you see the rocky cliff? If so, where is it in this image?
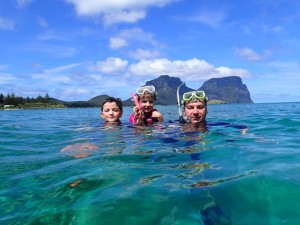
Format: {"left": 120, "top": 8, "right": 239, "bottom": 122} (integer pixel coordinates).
{"left": 135, "top": 75, "right": 253, "bottom": 105}
{"left": 85, "top": 75, "right": 253, "bottom": 106}
{"left": 199, "top": 76, "right": 253, "bottom": 103}
{"left": 145, "top": 75, "right": 193, "bottom": 105}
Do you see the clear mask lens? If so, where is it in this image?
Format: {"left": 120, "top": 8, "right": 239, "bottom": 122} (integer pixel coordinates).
{"left": 182, "top": 91, "right": 206, "bottom": 102}
{"left": 136, "top": 85, "right": 156, "bottom": 94}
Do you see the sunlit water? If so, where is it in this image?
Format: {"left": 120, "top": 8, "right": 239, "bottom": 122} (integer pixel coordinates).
{"left": 1, "top": 103, "right": 300, "bottom": 225}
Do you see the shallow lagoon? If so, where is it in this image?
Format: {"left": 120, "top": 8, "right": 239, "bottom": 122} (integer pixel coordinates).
{"left": 1, "top": 103, "right": 300, "bottom": 224}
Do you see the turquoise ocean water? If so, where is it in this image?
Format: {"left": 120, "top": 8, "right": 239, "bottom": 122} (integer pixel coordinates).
{"left": 1, "top": 103, "right": 300, "bottom": 225}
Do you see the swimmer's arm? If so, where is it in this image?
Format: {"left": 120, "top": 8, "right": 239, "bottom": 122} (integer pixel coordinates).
{"left": 152, "top": 111, "right": 164, "bottom": 122}
{"left": 60, "top": 142, "right": 97, "bottom": 158}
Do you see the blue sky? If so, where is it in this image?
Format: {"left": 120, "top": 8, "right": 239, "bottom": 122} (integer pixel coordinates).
{"left": 0, "top": 0, "right": 299, "bottom": 103}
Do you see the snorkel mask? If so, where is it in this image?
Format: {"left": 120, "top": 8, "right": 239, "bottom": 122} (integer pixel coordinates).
{"left": 136, "top": 85, "right": 156, "bottom": 95}
{"left": 182, "top": 91, "right": 207, "bottom": 104}
{"left": 135, "top": 85, "right": 157, "bottom": 101}
{"left": 176, "top": 83, "right": 208, "bottom": 124}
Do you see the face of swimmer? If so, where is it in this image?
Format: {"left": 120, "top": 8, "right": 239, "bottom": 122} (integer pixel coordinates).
{"left": 101, "top": 101, "right": 123, "bottom": 123}
{"left": 138, "top": 96, "right": 155, "bottom": 113}
{"left": 184, "top": 99, "right": 207, "bottom": 124}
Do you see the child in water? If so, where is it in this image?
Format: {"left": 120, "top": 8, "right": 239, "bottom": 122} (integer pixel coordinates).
{"left": 130, "top": 85, "right": 164, "bottom": 125}
{"left": 61, "top": 97, "right": 123, "bottom": 158}
{"left": 101, "top": 97, "right": 123, "bottom": 124}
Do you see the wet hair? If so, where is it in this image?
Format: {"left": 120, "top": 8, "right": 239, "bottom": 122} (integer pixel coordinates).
{"left": 101, "top": 97, "right": 123, "bottom": 111}
{"left": 137, "top": 91, "right": 157, "bottom": 101}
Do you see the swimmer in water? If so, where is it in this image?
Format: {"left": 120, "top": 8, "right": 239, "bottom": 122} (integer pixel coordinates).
{"left": 61, "top": 97, "right": 123, "bottom": 158}
{"left": 182, "top": 90, "right": 208, "bottom": 124}
{"left": 130, "top": 85, "right": 164, "bottom": 125}
{"left": 101, "top": 97, "right": 123, "bottom": 124}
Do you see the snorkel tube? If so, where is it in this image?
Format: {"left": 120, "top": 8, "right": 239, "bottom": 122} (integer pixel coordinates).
{"left": 177, "top": 82, "right": 186, "bottom": 123}
{"left": 130, "top": 93, "right": 142, "bottom": 124}
{"left": 131, "top": 93, "right": 140, "bottom": 108}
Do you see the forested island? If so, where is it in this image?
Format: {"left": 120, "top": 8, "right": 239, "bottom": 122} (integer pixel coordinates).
{"left": 1, "top": 75, "right": 252, "bottom": 110}
{"left": 0, "top": 93, "right": 66, "bottom": 110}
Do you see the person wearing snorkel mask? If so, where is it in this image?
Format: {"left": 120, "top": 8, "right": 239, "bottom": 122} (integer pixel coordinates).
{"left": 182, "top": 90, "right": 208, "bottom": 124}
{"left": 179, "top": 90, "right": 230, "bottom": 224}
{"left": 130, "top": 85, "right": 164, "bottom": 125}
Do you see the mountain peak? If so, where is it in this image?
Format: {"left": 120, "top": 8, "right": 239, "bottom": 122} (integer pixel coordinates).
{"left": 145, "top": 75, "right": 193, "bottom": 105}
{"left": 200, "top": 76, "right": 253, "bottom": 103}
{"left": 84, "top": 75, "right": 253, "bottom": 107}
{"left": 145, "top": 75, "right": 182, "bottom": 90}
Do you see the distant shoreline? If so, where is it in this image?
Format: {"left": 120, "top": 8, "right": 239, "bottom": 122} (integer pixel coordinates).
{"left": 1, "top": 100, "right": 227, "bottom": 110}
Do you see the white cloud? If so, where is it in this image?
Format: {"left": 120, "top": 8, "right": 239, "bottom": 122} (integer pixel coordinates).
{"left": 1, "top": 57, "right": 252, "bottom": 101}
{"left": 31, "top": 63, "right": 82, "bottom": 82}
{"left": 129, "top": 58, "right": 250, "bottom": 80}
{"left": 0, "top": 17, "right": 15, "bottom": 30}
{"left": 28, "top": 30, "right": 78, "bottom": 57}
{"left": 129, "top": 48, "right": 160, "bottom": 60}
{"left": 65, "top": 0, "right": 175, "bottom": 25}
{"left": 189, "top": 9, "right": 227, "bottom": 28}
{"left": 16, "top": 0, "right": 33, "bottom": 8}
{"left": 55, "top": 77, "right": 129, "bottom": 101}
{"left": 266, "top": 61, "right": 299, "bottom": 68}
{"left": 109, "top": 27, "right": 161, "bottom": 50}
{"left": 0, "top": 73, "right": 18, "bottom": 84}
{"left": 56, "top": 87, "right": 92, "bottom": 100}
{"left": 103, "top": 10, "right": 146, "bottom": 26}
{"left": 36, "top": 31, "right": 68, "bottom": 41}
{"left": 89, "top": 57, "right": 128, "bottom": 74}
{"left": 31, "top": 72, "right": 73, "bottom": 83}
{"left": 45, "top": 63, "right": 82, "bottom": 74}
{"left": 0, "top": 65, "right": 8, "bottom": 70}
{"left": 271, "top": 26, "right": 284, "bottom": 33}
{"left": 234, "top": 47, "right": 271, "bottom": 62}
{"left": 60, "top": 48, "right": 79, "bottom": 57}
{"left": 37, "top": 16, "right": 48, "bottom": 28}
{"left": 25, "top": 42, "right": 79, "bottom": 58}
{"left": 215, "top": 67, "right": 249, "bottom": 77}
{"left": 50, "top": 75, "right": 73, "bottom": 83}
{"left": 109, "top": 37, "right": 128, "bottom": 50}
{"left": 118, "top": 27, "right": 158, "bottom": 45}
{"left": 89, "top": 76, "right": 128, "bottom": 88}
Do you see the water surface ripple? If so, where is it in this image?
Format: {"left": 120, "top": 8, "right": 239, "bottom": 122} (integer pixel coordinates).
{"left": 0, "top": 103, "right": 299, "bottom": 224}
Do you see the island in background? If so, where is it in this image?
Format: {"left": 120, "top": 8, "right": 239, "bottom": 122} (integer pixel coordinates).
{"left": 1, "top": 75, "right": 252, "bottom": 109}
